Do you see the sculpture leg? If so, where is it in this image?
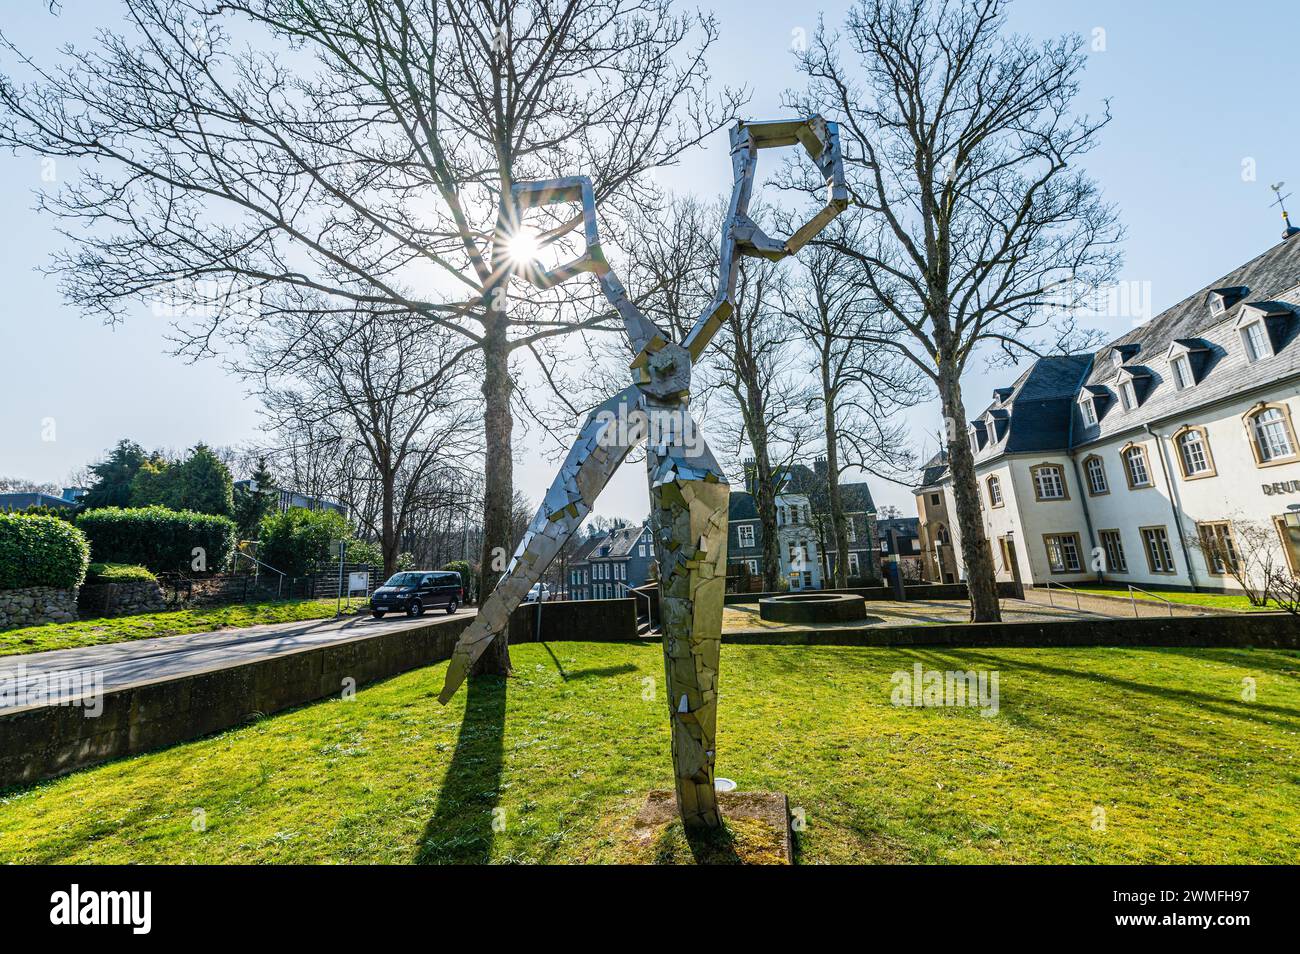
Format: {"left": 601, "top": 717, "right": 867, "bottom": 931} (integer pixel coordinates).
{"left": 439, "top": 386, "right": 646, "bottom": 704}
{"left": 646, "top": 402, "right": 728, "bottom": 829}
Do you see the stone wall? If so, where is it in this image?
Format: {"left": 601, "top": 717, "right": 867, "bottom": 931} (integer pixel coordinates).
{"left": 78, "top": 580, "right": 167, "bottom": 619}
{"left": 0, "top": 587, "right": 79, "bottom": 631}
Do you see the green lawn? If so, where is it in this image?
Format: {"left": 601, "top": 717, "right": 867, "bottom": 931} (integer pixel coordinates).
{"left": 1073, "top": 585, "right": 1277, "bottom": 613}
{"left": 1, "top": 642, "right": 1297, "bottom": 864}
{"left": 0, "top": 599, "right": 352, "bottom": 656}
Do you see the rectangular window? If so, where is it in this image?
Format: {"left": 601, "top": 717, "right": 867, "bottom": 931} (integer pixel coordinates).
{"left": 1141, "top": 526, "right": 1175, "bottom": 573}
{"left": 1197, "top": 522, "right": 1239, "bottom": 575}
{"left": 1178, "top": 430, "right": 1210, "bottom": 476}
{"left": 1080, "top": 399, "right": 1097, "bottom": 426}
{"left": 1124, "top": 447, "right": 1151, "bottom": 488}
{"left": 1171, "top": 355, "right": 1192, "bottom": 389}
{"left": 1044, "top": 533, "right": 1083, "bottom": 573}
{"left": 848, "top": 552, "right": 860, "bottom": 576}
{"left": 737, "top": 524, "right": 756, "bottom": 548}
{"left": 1033, "top": 465, "right": 1065, "bottom": 500}
{"left": 988, "top": 476, "right": 1004, "bottom": 507}
{"left": 846, "top": 522, "right": 856, "bottom": 543}
{"left": 1098, "top": 529, "right": 1127, "bottom": 573}
{"left": 930, "top": 493, "right": 940, "bottom": 506}
{"left": 745, "top": 558, "right": 759, "bottom": 575}
{"left": 1119, "top": 381, "right": 1136, "bottom": 411}
{"left": 1243, "top": 321, "right": 1269, "bottom": 362}
{"left": 1085, "top": 457, "right": 1108, "bottom": 495}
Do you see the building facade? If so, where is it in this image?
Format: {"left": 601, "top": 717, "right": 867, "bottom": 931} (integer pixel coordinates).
{"left": 914, "top": 452, "right": 959, "bottom": 583}
{"left": 876, "top": 516, "right": 924, "bottom": 581}
{"left": 929, "top": 232, "right": 1300, "bottom": 594}
{"left": 726, "top": 458, "right": 881, "bottom": 590}
{"left": 567, "top": 523, "right": 654, "bottom": 600}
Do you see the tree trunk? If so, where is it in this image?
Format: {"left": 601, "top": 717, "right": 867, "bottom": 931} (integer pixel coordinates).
{"left": 822, "top": 384, "right": 850, "bottom": 588}
{"left": 475, "top": 313, "right": 514, "bottom": 675}
{"left": 381, "top": 470, "right": 399, "bottom": 578}
{"left": 936, "top": 355, "right": 1001, "bottom": 622}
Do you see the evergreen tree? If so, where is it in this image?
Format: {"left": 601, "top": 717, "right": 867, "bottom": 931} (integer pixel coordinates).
{"left": 234, "top": 458, "right": 279, "bottom": 538}
{"left": 82, "top": 439, "right": 147, "bottom": 509}
{"left": 176, "top": 444, "right": 234, "bottom": 517}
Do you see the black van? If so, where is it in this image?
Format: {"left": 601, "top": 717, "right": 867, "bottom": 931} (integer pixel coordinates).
{"left": 370, "top": 570, "right": 462, "bottom": 619}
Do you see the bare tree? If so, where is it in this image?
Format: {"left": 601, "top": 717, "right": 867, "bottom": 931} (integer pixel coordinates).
{"left": 0, "top": 0, "right": 738, "bottom": 673}
{"left": 712, "top": 258, "right": 818, "bottom": 592}
{"left": 786, "top": 0, "right": 1122, "bottom": 620}
{"left": 243, "top": 304, "right": 479, "bottom": 575}
{"left": 1187, "top": 518, "right": 1282, "bottom": 609}
{"left": 776, "top": 220, "right": 925, "bottom": 587}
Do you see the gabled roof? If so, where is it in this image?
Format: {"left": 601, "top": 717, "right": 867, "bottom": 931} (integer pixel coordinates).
{"left": 1074, "top": 235, "right": 1300, "bottom": 445}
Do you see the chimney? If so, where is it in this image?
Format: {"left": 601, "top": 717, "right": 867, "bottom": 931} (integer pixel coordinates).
{"left": 742, "top": 457, "right": 757, "bottom": 496}
{"left": 814, "top": 457, "right": 828, "bottom": 478}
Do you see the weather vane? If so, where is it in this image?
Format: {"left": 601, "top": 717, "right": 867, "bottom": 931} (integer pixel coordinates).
{"left": 437, "top": 117, "right": 847, "bottom": 829}
{"left": 1270, "top": 182, "right": 1300, "bottom": 239}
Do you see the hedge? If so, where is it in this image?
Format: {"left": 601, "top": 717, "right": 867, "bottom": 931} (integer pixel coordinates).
{"left": 76, "top": 506, "right": 237, "bottom": 574}
{"left": 86, "top": 562, "right": 159, "bottom": 584}
{"left": 0, "top": 512, "right": 91, "bottom": 589}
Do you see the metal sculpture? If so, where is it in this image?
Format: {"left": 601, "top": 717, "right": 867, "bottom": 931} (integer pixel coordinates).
{"left": 438, "top": 117, "right": 847, "bottom": 828}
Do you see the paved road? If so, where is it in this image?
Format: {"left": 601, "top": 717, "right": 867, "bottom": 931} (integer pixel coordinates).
{"left": 0, "top": 608, "right": 476, "bottom": 709}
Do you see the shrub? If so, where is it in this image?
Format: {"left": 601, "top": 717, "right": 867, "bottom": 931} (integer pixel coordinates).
{"left": 257, "top": 507, "right": 351, "bottom": 576}
{"left": 76, "top": 506, "right": 237, "bottom": 574}
{"left": 85, "top": 562, "right": 158, "bottom": 584}
{"left": 345, "top": 539, "right": 383, "bottom": 566}
{"left": 0, "top": 512, "right": 91, "bottom": 589}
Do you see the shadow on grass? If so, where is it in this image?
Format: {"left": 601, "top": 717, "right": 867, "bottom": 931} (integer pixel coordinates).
{"left": 652, "top": 821, "right": 745, "bottom": 864}
{"left": 540, "top": 642, "right": 638, "bottom": 682}
{"left": 915, "top": 648, "right": 1300, "bottom": 728}
{"left": 415, "top": 673, "right": 507, "bottom": 864}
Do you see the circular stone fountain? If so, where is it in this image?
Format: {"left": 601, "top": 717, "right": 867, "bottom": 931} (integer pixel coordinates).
{"left": 758, "top": 592, "right": 868, "bottom": 624}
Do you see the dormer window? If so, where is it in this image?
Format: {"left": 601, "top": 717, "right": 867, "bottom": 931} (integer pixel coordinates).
{"left": 1119, "top": 380, "right": 1137, "bottom": 411}
{"left": 1110, "top": 351, "right": 1124, "bottom": 371}
{"left": 1170, "top": 355, "right": 1192, "bottom": 390}
{"left": 1207, "top": 285, "right": 1249, "bottom": 315}
{"left": 1242, "top": 320, "right": 1270, "bottom": 362}
{"left": 1080, "top": 398, "right": 1097, "bottom": 426}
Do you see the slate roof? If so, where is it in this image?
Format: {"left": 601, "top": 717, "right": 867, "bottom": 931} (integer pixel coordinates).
{"left": 1073, "top": 235, "right": 1300, "bottom": 447}
{"left": 957, "top": 235, "right": 1300, "bottom": 464}
{"left": 571, "top": 532, "right": 609, "bottom": 565}
{"left": 915, "top": 450, "right": 949, "bottom": 489}
{"left": 728, "top": 491, "right": 759, "bottom": 520}
{"left": 968, "top": 354, "right": 1093, "bottom": 463}
{"left": 0, "top": 492, "right": 78, "bottom": 511}
{"left": 589, "top": 523, "right": 645, "bottom": 559}
{"left": 780, "top": 462, "right": 877, "bottom": 513}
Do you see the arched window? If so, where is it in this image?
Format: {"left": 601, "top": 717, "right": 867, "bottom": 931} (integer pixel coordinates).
{"left": 1083, "top": 455, "right": 1109, "bottom": 495}
{"left": 1173, "top": 426, "right": 1215, "bottom": 479}
{"left": 1121, "top": 443, "right": 1153, "bottom": 489}
{"left": 986, "top": 475, "right": 1004, "bottom": 508}
{"left": 1245, "top": 404, "right": 1298, "bottom": 465}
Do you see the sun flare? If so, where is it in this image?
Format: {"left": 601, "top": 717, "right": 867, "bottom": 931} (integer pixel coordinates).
{"left": 506, "top": 229, "right": 541, "bottom": 264}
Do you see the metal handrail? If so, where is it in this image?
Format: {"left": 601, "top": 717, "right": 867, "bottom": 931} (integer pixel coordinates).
{"left": 1044, "top": 579, "right": 1081, "bottom": 611}
{"left": 1126, "top": 583, "right": 1174, "bottom": 618}
{"left": 232, "top": 550, "right": 287, "bottom": 599}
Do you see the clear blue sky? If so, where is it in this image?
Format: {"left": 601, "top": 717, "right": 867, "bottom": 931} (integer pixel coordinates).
{"left": 2, "top": 0, "right": 1298, "bottom": 518}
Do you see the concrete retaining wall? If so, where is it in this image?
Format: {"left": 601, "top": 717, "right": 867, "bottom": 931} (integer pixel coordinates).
{"left": 508, "top": 598, "right": 638, "bottom": 643}
{"left": 0, "top": 586, "right": 78, "bottom": 631}
{"left": 723, "top": 612, "right": 1300, "bottom": 649}
{"left": 0, "top": 599, "right": 639, "bottom": 789}
{"left": 723, "top": 582, "right": 1020, "bottom": 605}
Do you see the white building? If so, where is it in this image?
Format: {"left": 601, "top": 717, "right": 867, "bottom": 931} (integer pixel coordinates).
{"left": 928, "top": 231, "right": 1300, "bottom": 593}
